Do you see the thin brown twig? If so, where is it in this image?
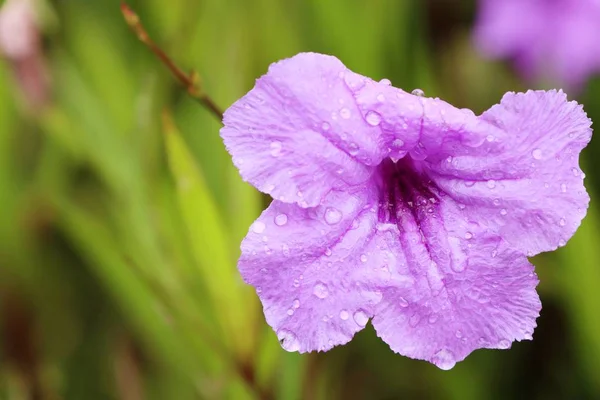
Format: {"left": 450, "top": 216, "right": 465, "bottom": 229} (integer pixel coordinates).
{"left": 120, "top": 2, "right": 224, "bottom": 122}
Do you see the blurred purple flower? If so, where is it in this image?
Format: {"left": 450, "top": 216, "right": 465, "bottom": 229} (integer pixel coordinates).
{"left": 474, "top": 0, "right": 600, "bottom": 90}
{"left": 221, "top": 53, "right": 592, "bottom": 369}
{"left": 0, "top": 0, "right": 50, "bottom": 108}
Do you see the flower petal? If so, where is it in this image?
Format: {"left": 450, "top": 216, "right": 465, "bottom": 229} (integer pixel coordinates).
{"left": 355, "top": 88, "right": 591, "bottom": 255}
{"left": 372, "top": 233, "right": 541, "bottom": 370}
{"left": 239, "top": 188, "right": 408, "bottom": 352}
{"left": 424, "top": 90, "right": 592, "bottom": 255}
{"left": 221, "top": 53, "right": 403, "bottom": 207}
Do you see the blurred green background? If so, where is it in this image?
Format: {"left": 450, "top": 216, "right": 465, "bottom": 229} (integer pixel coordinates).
{"left": 1, "top": 0, "right": 600, "bottom": 399}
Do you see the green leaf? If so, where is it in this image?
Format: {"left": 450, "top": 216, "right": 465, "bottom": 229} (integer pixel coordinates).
{"left": 162, "top": 111, "right": 259, "bottom": 359}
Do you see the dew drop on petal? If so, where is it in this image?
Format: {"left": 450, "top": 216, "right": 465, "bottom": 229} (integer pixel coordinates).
{"left": 287, "top": 309, "right": 294, "bottom": 316}
{"left": 432, "top": 349, "right": 456, "bottom": 370}
{"left": 532, "top": 148, "right": 542, "bottom": 159}
{"left": 282, "top": 244, "right": 290, "bottom": 256}
{"left": 293, "top": 299, "right": 300, "bottom": 309}
{"left": 455, "top": 330, "right": 463, "bottom": 339}
{"left": 277, "top": 329, "right": 300, "bottom": 352}
{"left": 376, "top": 93, "right": 386, "bottom": 102}
{"left": 561, "top": 183, "right": 567, "bottom": 193}
{"left": 270, "top": 141, "right": 282, "bottom": 157}
{"left": 559, "top": 218, "right": 566, "bottom": 226}
{"left": 465, "top": 232, "right": 473, "bottom": 240}
{"left": 365, "top": 110, "right": 382, "bottom": 126}
{"left": 324, "top": 207, "right": 343, "bottom": 225}
{"left": 313, "top": 282, "right": 329, "bottom": 299}
{"left": 379, "top": 78, "right": 391, "bottom": 85}
{"left": 428, "top": 314, "right": 438, "bottom": 324}
{"left": 392, "top": 138, "right": 405, "bottom": 148}
{"left": 360, "top": 254, "right": 368, "bottom": 263}
{"left": 409, "top": 313, "right": 421, "bottom": 327}
{"left": 486, "top": 135, "right": 495, "bottom": 142}
{"left": 353, "top": 310, "right": 369, "bottom": 326}
{"left": 340, "top": 107, "right": 351, "bottom": 119}
{"left": 252, "top": 221, "right": 266, "bottom": 233}
{"left": 411, "top": 88, "right": 425, "bottom": 97}
{"left": 498, "top": 339, "right": 511, "bottom": 349}
{"left": 339, "top": 310, "right": 349, "bottom": 320}
{"left": 324, "top": 247, "right": 332, "bottom": 257}
{"left": 275, "top": 214, "right": 288, "bottom": 226}
{"left": 487, "top": 179, "right": 496, "bottom": 189}
{"left": 321, "top": 122, "right": 330, "bottom": 131}
{"left": 500, "top": 209, "right": 507, "bottom": 216}
{"left": 398, "top": 297, "right": 409, "bottom": 307}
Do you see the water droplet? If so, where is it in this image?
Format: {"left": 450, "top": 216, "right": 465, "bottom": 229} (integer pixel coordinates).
{"left": 428, "top": 314, "right": 438, "bottom": 324}
{"left": 455, "top": 330, "right": 463, "bottom": 339}
{"left": 500, "top": 209, "right": 507, "bottom": 216}
{"left": 398, "top": 297, "right": 409, "bottom": 307}
{"left": 360, "top": 254, "right": 368, "bottom": 263}
{"left": 498, "top": 339, "right": 511, "bottom": 349}
{"left": 572, "top": 168, "right": 580, "bottom": 176}
{"left": 353, "top": 310, "right": 369, "bottom": 326}
{"left": 364, "top": 110, "right": 382, "bottom": 127}
{"left": 379, "top": 78, "right": 391, "bottom": 85}
{"left": 293, "top": 279, "right": 300, "bottom": 288}
{"left": 270, "top": 141, "right": 282, "bottom": 157}
{"left": 313, "top": 282, "right": 329, "bottom": 299}
{"left": 321, "top": 122, "right": 330, "bottom": 131}
{"left": 339, "top": 310, "right": 349, "bottom": 320}
{"left": 282, "top": 244, "right": 290, "bottom": 256}
{"left": 340, "top": 107, "right": 351, "bottom": 119}
{"left": 293, "top": 299, "right": 300, "bottom": 309}
{"left": 411, "top": 88, "right": 425, "bottom": 97}
{"left": 324, "top": 207, "right": 343, "bottom": 225}
{"left": 277, "top": 329, "right": 300, "bottom": 352}
{"left": 392, "top": 138, "right": 404, "bottom": 148}
{"left": 432, "top": 348, "right": 456, "bottom": 370}
{"left": 464, "top": 181, "right": 475, "bottom": 187}
{"left": 287, "top": 309, "right": 294, "bottom": 316}
{"left": 348, "top": 142, "right": 359, "bottom": 155}
{"left": 491, "top": 250, "right": 498, "bottom": 258}
{"left": 532, "top": 148, "right": 542, "bottom": 159}
{"left": 376, "top": 93, "right": 386, "bottom": 102}
{"left": 559, "top": 218, "right": 566, "bottom": 226}
{"left": 408, "top": 313, "right": 421, "bottom": 327}
{"left": 486, "top": 135, "right": 495, "bottom": 142}
{"left": 252, "top": 221, "right": 266, "bottom": 233}
{"left": 465, "top": 232, "right": 473, "bottom": 240}
{"left": 559, "top": 239, "right": 566, "bottom": 246}
{"left": 561, "top": 183, "right": 567, "bottom": 193}
{"left": 264, "top": 245, "right": 272, "bottom": 254}
{"left": 275, "top": 214, "right": 288, "bottom": 226}
{"left": 324, "top": 248, "right": 332, "bottom": 257}
{"left": 487, "top": 180, "right": 496, "bottom": 189}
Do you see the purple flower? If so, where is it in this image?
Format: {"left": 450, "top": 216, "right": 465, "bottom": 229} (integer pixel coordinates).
{"left": 474, "top": 0, "right": 600, "bottom": 89}
{"left": 220, "top": 53, "right": 592, "bottom": 369}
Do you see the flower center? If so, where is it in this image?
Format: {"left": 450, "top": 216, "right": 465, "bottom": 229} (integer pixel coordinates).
{"left": 376, "top": 158, "right": 439, "bottom": 225}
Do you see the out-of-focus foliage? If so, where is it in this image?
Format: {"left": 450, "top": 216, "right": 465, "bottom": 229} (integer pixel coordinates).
{"left": 0, "top": 0, "right": 599, "bottom": 399}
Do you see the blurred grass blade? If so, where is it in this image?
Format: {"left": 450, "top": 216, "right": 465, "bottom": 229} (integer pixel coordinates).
{"left": 162, "top": 110, "right": 257, "bottom": 359}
